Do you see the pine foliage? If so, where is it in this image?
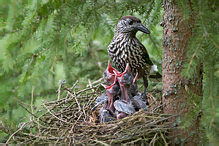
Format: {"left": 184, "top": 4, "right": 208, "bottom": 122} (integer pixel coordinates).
{"left": 0, "top": 0, "right": 163, "bottom": 142}
{"left": 0, "top": 0, "right": 218, "bottom": 144}
{"left": 179, "top": 0, "right": 219, "bottom": 144}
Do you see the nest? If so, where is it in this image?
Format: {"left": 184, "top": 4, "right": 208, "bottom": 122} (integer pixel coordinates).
{"left": 6, "top": 79, "right": 175, "bottom": 145}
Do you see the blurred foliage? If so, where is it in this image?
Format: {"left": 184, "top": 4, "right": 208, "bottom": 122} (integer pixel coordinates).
{"left": 0, "top": 0, "right": 218, "bottom": 144}
{"left": 0, "top": 0, "right": 163, "bottom": 142}
{"left": 178, "top": 0, "right": 219, "bottom": 144}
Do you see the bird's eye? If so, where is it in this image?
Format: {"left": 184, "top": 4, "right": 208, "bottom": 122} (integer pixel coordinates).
{"left": 129, "top": 21, "right": 133, "bottom": 25}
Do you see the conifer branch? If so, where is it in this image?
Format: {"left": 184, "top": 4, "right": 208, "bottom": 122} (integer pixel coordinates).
{"left": 184, "top": 36, "right": 204, "bottom": 76}
{"left": 71, "top": 20, "right": 94, "bottom": 49}
{"left": 6, "top": 121, "right": 32, "bottom": 144}
{"left": 63, "top": 6, "right": 79, "bottom": 48}
{"left": 149, "top": 35, "right": 162, "bottom": 59}
{"left": 50, "top": 6, "right": 62, "bottom": 73}
{"left": 208, "top": 36, "right": 219, "bottom": 49}
{"left": 209, "top": 70, "right": 215, "bottom": 128}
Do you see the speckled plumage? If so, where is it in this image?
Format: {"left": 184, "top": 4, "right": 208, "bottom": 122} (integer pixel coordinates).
{"left": 108, "top": 15, "right": 153, "bottom": 93}
{"left": 108, "top": 33, "right": 152, "bottom": 77}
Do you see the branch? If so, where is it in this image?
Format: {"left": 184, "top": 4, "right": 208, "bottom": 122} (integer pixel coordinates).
{"left": 184, "top": 36, "right": 204, "bottom": 75}
{"left": 18, "top": 103, "right": 39, "bottom": 119}
{"left": 6, "top": 121, "right": 32, "bottom": 144}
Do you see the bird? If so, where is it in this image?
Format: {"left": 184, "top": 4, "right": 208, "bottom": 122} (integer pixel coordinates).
{"left": 130, "top": 72, "right": 148, "bottom": 110}
{"left": 107, "top": 15, "right": 161, "bottom": 96}
{"left": 99, "top": 105, "right": 116, "bottom": 123}
{"left": 101, "top": 77, "right": 120, "bottom": 113}
{"left": 99, "top": 63, "right": 148, "bottom": 121}
{"left": 114, "top": 63, "right": 133, "bottom": 102}
{"left": 99, "top": 77, "right": 120, "bottom": 123}
{"left": 91, "top": 93, "right": 108, "bottom": 112}
{"left": 114, "top": 100, "right": 135, "bottom": 119}
{"left": 132, "top": 93, "right": 148, "bottom": 111}
{"left": 113, "top": 64, "right": 136, "bottom": 119}
{"left": 130, "top": 72, "right": 139, "bottom": 97}
{"left": 115, "top": 64, "right": 148, "bottom": 111}
{"left": 103, "top": 60, "right": 121, "bottom": 85}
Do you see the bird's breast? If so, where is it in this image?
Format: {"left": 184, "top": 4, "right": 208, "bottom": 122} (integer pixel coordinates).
{"left": 108, "top": 35, "right": 149, "bottom": 75}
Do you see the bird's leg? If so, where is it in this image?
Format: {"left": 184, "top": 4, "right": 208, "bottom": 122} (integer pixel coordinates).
{"left": 108, "top": 96, "right": 114, "bottom": 112}
{"left": 119, "top": 83, "right": 132, "bottom": 103}
{"left": 123, "top": 85, "right": 131, "bottom": 102}
{"left": 142, "top": 76, "right": 148, "bottom": 98}
{"left": 117, "top": 112, "right": 128, "bottom": 119}
{"left": 130, "top": 73, "right": 138, "bottom": 96}
{"left": 120, "top": 85, "right": 126, "bottom": 101}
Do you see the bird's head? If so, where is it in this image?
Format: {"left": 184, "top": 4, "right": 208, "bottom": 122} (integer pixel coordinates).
{"left": 115, "top": 15, "right": 150, "bottom": 35}
{"left": 101, "top": 76, "right": 119, "bottom": 95}
{"left": 115, "top": 63, "right": 133, "bottom": 87}
{"left": 103, "top": 60, "right": 120, "bottom": 84}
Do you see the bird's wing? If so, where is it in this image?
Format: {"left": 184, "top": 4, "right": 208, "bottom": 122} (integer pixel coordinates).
{"left": 114, "top": 100, "right": 135, "bottom": 114}
{"left": 138, "top": 42, "right": 153, "bottom": 66}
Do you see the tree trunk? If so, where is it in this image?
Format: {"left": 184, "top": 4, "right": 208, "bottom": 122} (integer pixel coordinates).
{"left": 162, "top": 0, "right": 202, "bottom": 145}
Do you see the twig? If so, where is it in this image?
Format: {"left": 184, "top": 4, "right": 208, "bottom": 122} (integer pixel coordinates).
{"left": 76, "top": 84, "right": 101, "bottom": 94}
{"left": 91, "top": 78, "right": 103, "bottom": 85}
{"left": 43, "top": 103, "right": 73, "bottom": 125}
{"left": 149, "top": 133, "right": 158, "bottom": 146}
{"left": 57, "top": 79, "right": 66, "bottom": 100}
{"left": 94, "top": 139, "right": 110, "bottom": 146}
{"left": 74, "top": 95, "right": 81, "bottom": 111}
{"left": 69, "top": 113, "right": 83, "bottom": 133}
{"left": 160, "top": 131, "right": 168, "bottom": 146}
{"left": 88, "top": 79, "right": 95, "bottom": 92}
{"left": 7, "top": 78, "right": 174, "bottom": 145}
{"left": 152, "top": 103, "right": 165, "bottom": 112}
{"left": 6, "top": 121, "right": 32, "bottom": 144}
{"left": 14, "top": 97, "right": 31, "bottom": 106}
{"left": 18, "top": 103, "right": 39, "bottom": 119}
{"left": 71, "top": 80, "right": 79, "bottom": 90}
{"left": 31, "top": 86, "right": 35, "bottom": 114}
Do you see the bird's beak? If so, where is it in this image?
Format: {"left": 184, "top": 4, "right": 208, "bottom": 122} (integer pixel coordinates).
{"left": 136, "top": 24, "right": 150, "bottom": 34}
{"left": 132, "top": 73, "right": 138, "bottom": 84}
{"left": 107, "top": 60, "right": 120, "bottom": 74}
{"left": 101, "top": 76, "right": 117, "bottom": 89}
{"left": 119, "top": 63, "right": 129, "bottom": 76}
{"left": 124, "top": 63, "right": 130, "bottom": 74}
{"left": 107, "top": 60, "right": 113, "bottom": 73}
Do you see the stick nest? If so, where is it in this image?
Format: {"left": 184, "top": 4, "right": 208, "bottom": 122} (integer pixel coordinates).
{"left": 7, "top": 79, "right": 174, "bottom": 145}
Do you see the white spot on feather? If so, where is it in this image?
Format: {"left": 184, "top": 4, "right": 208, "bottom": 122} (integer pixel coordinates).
{"left": 150, "top": 65, "right": 158, "bottom": 74}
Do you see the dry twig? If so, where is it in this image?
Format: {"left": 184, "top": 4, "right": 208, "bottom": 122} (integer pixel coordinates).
{"left": 6, "top": 79, "right": 173, "bottom": 145}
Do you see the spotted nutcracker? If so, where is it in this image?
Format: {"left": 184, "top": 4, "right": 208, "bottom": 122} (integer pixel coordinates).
{"left": 108, "top": 15, "right": 161, "bottom": 95}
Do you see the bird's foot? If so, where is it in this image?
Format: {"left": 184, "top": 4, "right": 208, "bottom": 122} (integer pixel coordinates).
{"left": 142, "top": 88, "right": 147, "bottom": 99}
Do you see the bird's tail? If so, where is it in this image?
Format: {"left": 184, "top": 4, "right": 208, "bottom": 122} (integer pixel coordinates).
{"left": 149, "top": 65, "right": 162, "bottom": 82}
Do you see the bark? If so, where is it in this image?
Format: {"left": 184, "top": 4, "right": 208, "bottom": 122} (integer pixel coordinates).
{"left": 162, "top": 0, "right": 202, "bottom": 145}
